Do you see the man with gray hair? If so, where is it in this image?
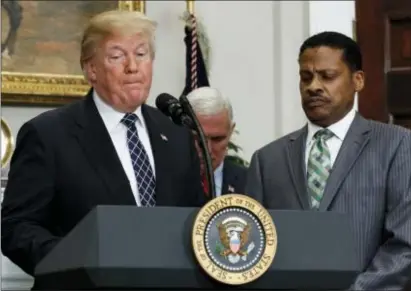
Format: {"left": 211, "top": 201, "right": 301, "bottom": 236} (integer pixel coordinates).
{"left": 1, "top": 10, "right": 205, "bottom": 283}
{"left": 187, "top": 87, "right": 247, "bottom": 196}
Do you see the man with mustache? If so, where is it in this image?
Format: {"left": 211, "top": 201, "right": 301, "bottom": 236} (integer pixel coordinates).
{"left": 1, "top": 10, "right": 205, "bottom": 285}
{"left": 245, "top": 31, "right": 411, "bottom": 290}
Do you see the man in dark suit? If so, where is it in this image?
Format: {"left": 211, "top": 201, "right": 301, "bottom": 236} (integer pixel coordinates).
{"left": 186, "top": 87, "right": 247, "bottom": 196}
{"left": 221, "top": 158, "right": 246, "bottom": 195}
{"left": 1, "top": 10, "right": 205, "bottom": 279}
{"left": 245, "top": 31, "right": 411, "bottom": 290}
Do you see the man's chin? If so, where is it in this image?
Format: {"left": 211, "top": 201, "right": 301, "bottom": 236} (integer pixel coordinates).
{"left": 305, "top": 109, "right": 330, "bottom": 123}
{"left": 128, "top": 89, "right": 147, "bottom": 101}
{"left": 119, "top": 91, "right": 148, "bottom": 109}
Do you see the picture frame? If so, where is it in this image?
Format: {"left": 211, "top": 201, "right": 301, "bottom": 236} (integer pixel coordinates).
{"left": 1, "top": 118, "right": 14, "bottom": 169}
{"left": 1, "top": 0, "right": 145, "bottom": 106}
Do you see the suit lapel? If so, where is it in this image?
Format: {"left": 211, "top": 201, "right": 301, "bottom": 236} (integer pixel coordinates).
{"left": 222, "top": 161, "right": 234, "bottom": 194}
{"left": 222, "top": 166, "right": 229, "bottom": 194}
{"left": 319, "top": 114, "right": 371, "bottom": 211}
{"left": 141, "top": 105, "right": 173, "bottom": 206}
{"left": 72, "top": 91, "right": 136, "bottom": 205}
{"left": 286, "top": 127, "right": 310, "bottom": 209}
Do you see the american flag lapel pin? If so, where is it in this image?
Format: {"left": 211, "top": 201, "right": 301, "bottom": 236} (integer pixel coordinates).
{"left": 160, "top": 134, "right": 168, "bottom": 141}
{"left": 228, "top": 185, "right": 235, "bottom": 193}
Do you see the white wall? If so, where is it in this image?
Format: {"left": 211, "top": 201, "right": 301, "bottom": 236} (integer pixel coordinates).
{"left": 145, "top": 1, "right": 280, "bottom": 160}
{"left": 309, "top": 1, "right": 355, "bottom": 37}
{"left": 1, "top": 2, "right": 355, "bottom": 289}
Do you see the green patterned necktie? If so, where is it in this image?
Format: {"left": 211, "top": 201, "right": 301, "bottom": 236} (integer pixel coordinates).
{"left": 307, "top": 129, "right": 334, "bottom": 209}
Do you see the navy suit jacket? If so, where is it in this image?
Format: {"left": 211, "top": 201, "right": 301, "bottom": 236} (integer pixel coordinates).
{"left": 1, "top": 91, "right": 205, "bottom": 281}
{"left": 222, "top": 158, "right": 247, "bottom": 194}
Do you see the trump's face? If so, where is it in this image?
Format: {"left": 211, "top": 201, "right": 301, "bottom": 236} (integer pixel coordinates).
{"left": 84, "top": 32, "right": 153, "bottom": 112}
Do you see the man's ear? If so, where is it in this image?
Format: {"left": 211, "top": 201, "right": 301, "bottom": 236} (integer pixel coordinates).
{"left": 83, "top": 61, "right": 97, "bottom": 83}
{"left": 230, "top": 122, "right": 236, "bottom": 136}
{"left": 353, "top": 70, "right": 365, "bottom": 92}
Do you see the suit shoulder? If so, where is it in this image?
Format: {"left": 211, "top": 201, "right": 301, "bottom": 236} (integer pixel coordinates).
{"left": 368, "top": 119, "right": 411, "bottom": 141}
{"left": 254, "top": 128, "right": 302, "bottom": 156}
{"left": 21, "top": 100, "right": 82, "bottom": 132}
{"left": 224, "top": 158, "right": 247, "bottom": 175}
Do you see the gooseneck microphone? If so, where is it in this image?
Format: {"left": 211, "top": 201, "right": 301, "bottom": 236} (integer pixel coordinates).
{"left": 155, "top": 93, "right": 216, "bottom": 200}
{"left": 155, "top": 93, "right": 194, "bottom": 128}
{"left": 179, "top": 94, "right": 216, "bottom": 200}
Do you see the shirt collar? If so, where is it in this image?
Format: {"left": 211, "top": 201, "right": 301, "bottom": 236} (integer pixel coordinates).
{"left": 93, "top": 90, "right": 145, "bottom": 133}
{"left": 306, "top": 107, "right": 356, "bottom": 143}
{"left": 214, "top": 160, "right": 224, "bottom": 176}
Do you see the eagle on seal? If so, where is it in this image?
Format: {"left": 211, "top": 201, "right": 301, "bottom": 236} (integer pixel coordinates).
{"left": 218, "top": 222, "right": 251, "bottom": 257}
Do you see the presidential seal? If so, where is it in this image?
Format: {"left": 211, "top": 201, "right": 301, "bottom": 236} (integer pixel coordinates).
{"left": 192, "top": 194, "right": 277, "bottom": 285}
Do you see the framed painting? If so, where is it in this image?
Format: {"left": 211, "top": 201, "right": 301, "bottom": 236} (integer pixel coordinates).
{"left": 1, "top": 118, "right": 13, "bottom": 169}
{"left": 1, "top": 0, "right": 145, "bottom": 106}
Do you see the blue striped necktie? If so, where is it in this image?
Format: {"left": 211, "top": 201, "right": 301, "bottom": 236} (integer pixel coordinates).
{"left": 121, "top": 113, "right": 156, "bottom": 207}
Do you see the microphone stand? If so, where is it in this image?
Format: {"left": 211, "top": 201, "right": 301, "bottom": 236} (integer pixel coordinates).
{"left": 179, "top": 95, "right": 216, "bottom": 200}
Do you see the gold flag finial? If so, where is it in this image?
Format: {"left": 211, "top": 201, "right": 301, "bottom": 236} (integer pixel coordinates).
{"left": 139, "top": 1, "right": 145, "bottom": 14}
{"left": 187, "top": 0, "right": 195, "bottom": 14}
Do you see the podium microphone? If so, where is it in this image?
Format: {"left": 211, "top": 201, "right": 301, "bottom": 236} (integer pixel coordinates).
{"left": 155, "top": 93, "right": 194, "bottom": 129}
{"left": 155, "top": 93, "right": 216, "bottom": 200}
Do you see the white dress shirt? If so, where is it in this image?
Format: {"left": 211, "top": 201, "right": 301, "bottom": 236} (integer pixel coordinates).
{"left": 214, "top": 161, "right": 224, "bottom": 197}
{"left": 93, "top": 92, "right": 155, "bottom": 206}
{"left": 305, "top": 108, "right": 356, "bottom": 170}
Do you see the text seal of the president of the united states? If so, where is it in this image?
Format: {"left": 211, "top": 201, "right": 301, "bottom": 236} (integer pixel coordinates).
{"left": 192, "top": 194, "right": 277, "bottom": 285}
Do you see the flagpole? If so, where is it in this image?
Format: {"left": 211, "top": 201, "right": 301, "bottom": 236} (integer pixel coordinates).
{"left": 182, "top": 0, "right": 216, "bottom": 199}
{"left": 187, "top": 0, "right": 198, "bottom": 90}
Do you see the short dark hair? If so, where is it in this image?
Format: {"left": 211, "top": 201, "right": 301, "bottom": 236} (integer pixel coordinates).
{"left": 299, "top": 31, "right": 362, "bottom": 72}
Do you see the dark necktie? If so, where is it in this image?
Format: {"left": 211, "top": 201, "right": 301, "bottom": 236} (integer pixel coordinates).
{"left": 121, "top": 113, "right": 156, "bottom": 207}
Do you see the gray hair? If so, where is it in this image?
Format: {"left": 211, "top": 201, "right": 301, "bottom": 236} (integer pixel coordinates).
{"left": 186, "top": 87, "right": 234, "bottom": 123}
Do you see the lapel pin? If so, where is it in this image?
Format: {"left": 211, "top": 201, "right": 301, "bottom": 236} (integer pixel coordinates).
{"left": 228, "top": 185, "right": 235, "bottom": 193}
{"left": 160, "top": 134, "right": 168, "bottom": 141}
